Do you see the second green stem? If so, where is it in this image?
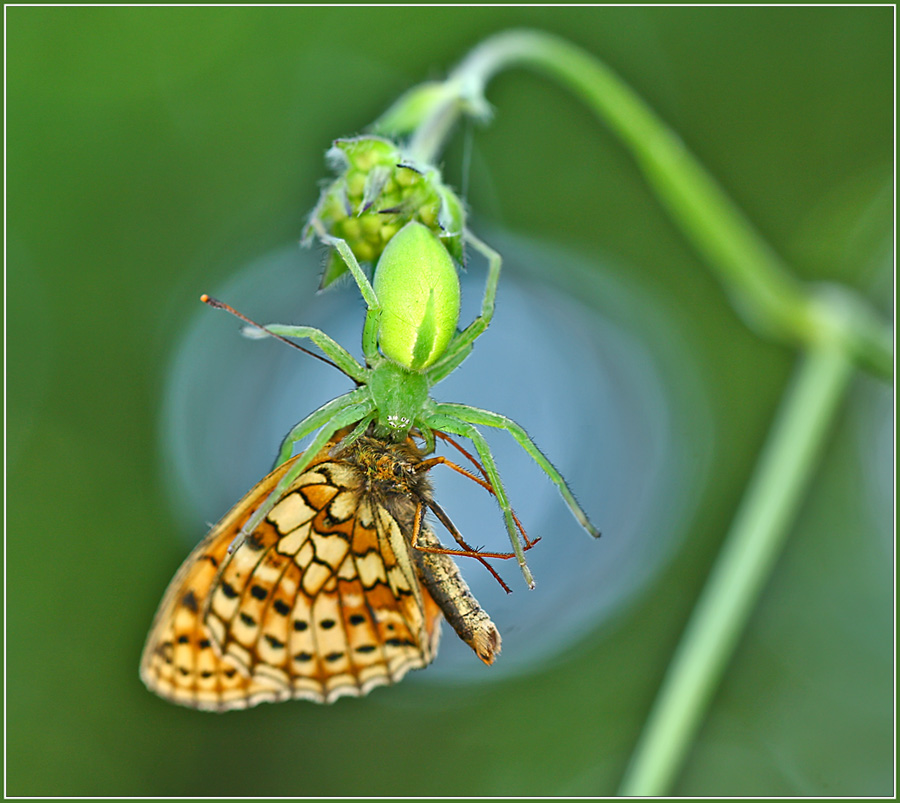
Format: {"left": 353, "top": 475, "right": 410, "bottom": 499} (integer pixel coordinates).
{"left": 618, "top": 342, "right": 854, "bottom": 795}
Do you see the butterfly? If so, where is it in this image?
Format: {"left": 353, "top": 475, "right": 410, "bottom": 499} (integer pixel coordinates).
{"left": 140, "top": 428, "right": 524, "bottom": 711}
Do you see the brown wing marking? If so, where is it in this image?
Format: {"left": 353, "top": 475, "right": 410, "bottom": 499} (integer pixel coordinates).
{"left": 313, "top": 497, "right": 443, "bottom": 701}
{"left": 139, "top": 455, "right": 307, "bottom": 711}
{"left": 198, "top": 458, "right": 442, "bottom": 706}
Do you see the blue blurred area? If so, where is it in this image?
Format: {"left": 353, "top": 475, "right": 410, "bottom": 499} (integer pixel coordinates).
{"left": 6, "top": 6, "right": 893, "bottom": 796}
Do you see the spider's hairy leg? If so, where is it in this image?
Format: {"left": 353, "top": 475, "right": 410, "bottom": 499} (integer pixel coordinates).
{"left": 424, "top": 412, "right": 534, "bottom": 589}
{"left": 414, "top": 420, "right": 436, "bottom": 454}
{"left": 424, "top": 442, "right": 539, "bottom": 551}
{"left": 232, "top": 399, "right": 375, "bottom": 554}
{"left": 253, "top": 323, "right": 368, "bottom": 383}
{"left": 435, "top": 402, "right": 601, "bottom": 540}
{"left": 310, "top": 221, "right": 382, "bottom": 363}
{"left": 329, "top": 412, "right": 376, "bottom": 456}
{"left": 426, "top": 230, "right": 501, "bottom": 385}
{"left": 424, "top": 342, "right": 472, "bottom": 387}
{"left": 274, "top": 387, "right": 372, "bottom": 467}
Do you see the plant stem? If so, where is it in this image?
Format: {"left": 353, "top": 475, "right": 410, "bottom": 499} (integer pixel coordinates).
{"left": 410, "top": 29, "right": 892, "bottom": 379}
{"left": 618, "top": 341, "right": 853, "bottom": 795}
{"left": 405, "top": 89, "right": 465, "bottom": 165}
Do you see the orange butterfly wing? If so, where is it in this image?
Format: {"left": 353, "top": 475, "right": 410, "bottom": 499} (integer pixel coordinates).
{"left": 140, "top": 446, "right": 443, "bottom": 711}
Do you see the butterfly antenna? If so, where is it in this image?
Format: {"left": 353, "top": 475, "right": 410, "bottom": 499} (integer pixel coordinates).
{"left": 200, "top": 294, "right": 345, "bottom": 375}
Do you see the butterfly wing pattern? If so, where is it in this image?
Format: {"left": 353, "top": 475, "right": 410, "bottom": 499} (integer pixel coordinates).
{"left": 140, "top": 440, "right": 444, "bottom": 711}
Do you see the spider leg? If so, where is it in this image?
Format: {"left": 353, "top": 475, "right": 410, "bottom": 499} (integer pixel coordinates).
{"left": 423, "top": 411, "right": 534, "bottom": 588}
{"left": 435, "top": 402, "right": 601, "bottom": 539}
{"left": 328, "top": 412, "right": 375, "bottom": 456}
{"left": 424, "top": 341, "right": 472, "bottom": 386}
{"left": 231, "top": 398, "right": 375, "bottom": 555}
{"left": 413, "top": 419, "right": 436, "bottom": 454}
{"left": 425, "top": 230, "right": 501, "bottom": 385}
{"left": 251, "top": 323, "right": 368, "bottom": 383}
{"left": 425, "top": 497, "right": 536, "bottom": 563}
{"left": 310, "top": 221, "right": 382, "bottom": 363}
{"left": 274, "top": 387, "right": 372, "bottom": 467}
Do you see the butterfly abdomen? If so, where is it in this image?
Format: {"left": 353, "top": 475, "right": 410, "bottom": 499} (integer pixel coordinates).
{"left": 341, "top": 434, "right": 501, "bottom": 665}
{"left": 411, "top": 530, "right": 502, "bottom": 666}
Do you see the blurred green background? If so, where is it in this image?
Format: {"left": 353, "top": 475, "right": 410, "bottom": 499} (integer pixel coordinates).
{"left": 7, "top": 6, "right": 893, "bottom": 797}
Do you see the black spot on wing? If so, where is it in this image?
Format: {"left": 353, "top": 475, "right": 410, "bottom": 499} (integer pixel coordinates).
{"left": 181, "top": 591, "right": 199, "bottom": 612}
{"left": 385, "top": 637, "right": 416, "bottom": 648}
{"left": 245, "top": 532, "right": 265, "bottom": 551}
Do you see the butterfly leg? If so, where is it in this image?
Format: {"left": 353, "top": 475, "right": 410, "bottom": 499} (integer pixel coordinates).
{"left": 435, "top": 402, "right": 601, "bottom": 540}
{"left": 410, "top": 504, "right": 503, "bottom": 664}
{"left": 432, "top": 432, "right": 538, "bottom": 547}
{"left": 423, "top": 411, "right": 534, "bottom": 588}
{"left": 409, "top": 501, "right": 511, "bottom": 592}
{"left": 416, "top": 453, "right": 539, "bottom": 550}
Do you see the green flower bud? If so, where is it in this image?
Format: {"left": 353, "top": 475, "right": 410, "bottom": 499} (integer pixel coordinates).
{"left": 305, "top": 135, "right": 466, "bottom": 289}
{"left": 373, "top": 221, "right": 460, "bottom": 372}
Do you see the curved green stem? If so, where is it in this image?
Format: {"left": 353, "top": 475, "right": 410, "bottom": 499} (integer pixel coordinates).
{"left": 618, "top": 341, "right": 853, "bottom": 795}
{"left": 396, "top": 29, "right": 892, "bottom": 379}
{"left": 405, "top": 90, "right": 467, "bottom": 165}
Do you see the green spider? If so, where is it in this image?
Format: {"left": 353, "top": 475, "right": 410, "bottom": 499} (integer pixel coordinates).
{"left": 206, "top": 220, "right": 600, "bottom": 587}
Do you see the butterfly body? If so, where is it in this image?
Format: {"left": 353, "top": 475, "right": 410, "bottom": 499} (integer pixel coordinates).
{"left": 141, "top": 432, "right": 499, "bottom": 711}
